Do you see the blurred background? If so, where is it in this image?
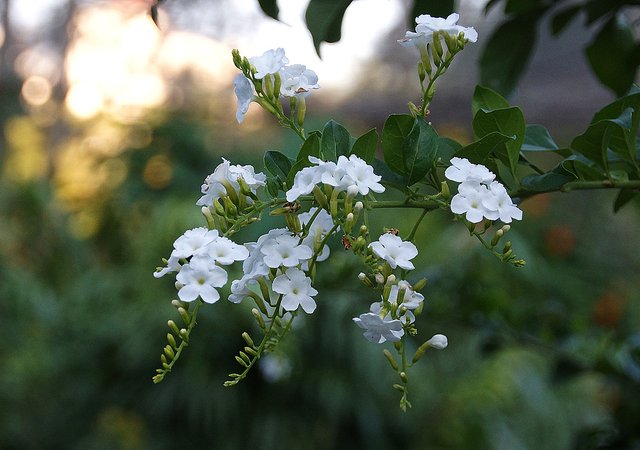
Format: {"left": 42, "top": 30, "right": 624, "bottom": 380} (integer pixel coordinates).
{"left": 1, "top": 0, "right": 639, "bottom": 448}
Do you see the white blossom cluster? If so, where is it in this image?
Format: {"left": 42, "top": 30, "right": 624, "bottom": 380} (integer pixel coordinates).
{"left": 398, "top": 13, "right": 477, "bottom": 49}
{"left": 445, "top": 157, "right": 523, "bottom": 224}
{"left": 286, "top": 155, "right": 385, "bottom": 202}
{"left": 197, "top": 158, "right": 267, "bottom": 208}
{"left": 234, "top": 48, "right": 320, "bottom": 123}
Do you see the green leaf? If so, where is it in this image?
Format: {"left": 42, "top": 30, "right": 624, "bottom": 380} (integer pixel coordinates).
{"left": 371, "top": 158, "right": 408, "bottom": 193}
{"left": 561, "top": 156, "right": 605, "bottom": 181}
{"left": 403, "top": 120, "right": 439, "bottom": 185}
{"left": 350, "top": 128, "right": 378, "bottom": 163}
{"left": 305, "top": 0, "right": 353, "bottom": 55}
{"left": 593, "top": 88, "right": 640, "bottom": 135}
{"left": 614, "top": 189, "right": 637, "bottom": 213}
{"left": 258, "top": 0, "right": 279, "bottom": 20}
{"left": 264, "top": 151, "right": 292, "bottom": 181}
{"left": 586, "top": 14, "right": 638, "bottom": 97}
{"left": 522, "top": 124, "right": 559, "bottom": 151}
{"left": 320, "top": 120, "right": 351, "bottom": 162}
{"left": 551, "top": 4, "right": 582, "bottom": 36}
{"left": 382, "top": 114, "right": 415, "bottom": 176}
{"left": 410, "top": 0, "right": 454, "bottom": 25}
{"left": 266, "top": 177, "right": 281, "bottom": 197}
{"left": 296, "top": 131, "right": 321, "bottom": 163}
{"left": 455, "top": 131, "right": 514, "bottom": 165}
{"left": 479, "top": 15, "right": 539, "bottom": 97}
{"left": 472, "top": 85, "right": 510, "bottom": 117}
{"left": 436, "top": 137, "right": 462, "bottom": 162}
{"left": 571, "top": 108, "right": 635, "bottom": 171}
{"left": 473, "top": 107, "right": 526, "bottom": 176}
{"left": 520, "top": 164, "right": 574, "bottom": 192}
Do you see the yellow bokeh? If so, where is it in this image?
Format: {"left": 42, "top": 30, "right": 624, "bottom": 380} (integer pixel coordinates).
{"left": 3, "top": 116, "right": 47, "bottom": 182}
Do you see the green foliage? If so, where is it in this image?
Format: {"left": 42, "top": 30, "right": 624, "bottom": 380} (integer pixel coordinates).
{"left": 320, "top": 119, "right": 351, "bottom": 161}
{"left": 410, "top": 0, "right": 455, "bottom": 25}
{"left": 304, "top": 0, "right": 353, "bottom": 55}
{"left": 350, "top": 128, "right": 378, "bottom": 163}
{"left": 258, "top": 0, "right": 279, "bottom": 20}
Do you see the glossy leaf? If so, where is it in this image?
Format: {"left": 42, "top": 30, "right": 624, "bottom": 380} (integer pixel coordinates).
{"left": 522, "top": 124, "right": 559, "bottom": 151}
{"left": 472, "top": 85, "right": 510, "bottom": 117}
{"left": 479, "top": 15, "right": 539, "bottom": 97}
{"left": 455, "top": 131, "right": 514, "bottom": 165}
{"left": 258, "top": 0, "right": 279, "bottom": 20}
{"left": 320, "top": 120, "right": 351, "bottom": 162}
{"left": 371, "top": 158, "right": 408, "bottom": 193}
{"left": 305, "top": 0, "right": 353, "bottom": 55}
{"left": 350, "top": 128, "right": 378, "bottom": 163}
{"left": 436, "top": 137, "right": 463, "bottom": 162}
{"left": 264, "top": 151, "right": 292, "bottom": 181}
{"left": 382, "top": 114, "right": 415, "bottom": 176}
{"left": 561, "top": 156, "right": 605, "bottom": 181}
{"left": 571, "top": 108, "right": 635, "bottom": 171}
{"left": 473, "top": 106, "right": 526, "bottom": 176}
{"left": 403, "top": 120, "right": 439, "bottom": 185}
{"left": 296, "top": 131, "right": 321, "bottom": 163}
{"left": 586, "top": 14, "right": 638, "bottom": 97}
{"left": 520, "top": 165, "right": 574, "bottom": 192}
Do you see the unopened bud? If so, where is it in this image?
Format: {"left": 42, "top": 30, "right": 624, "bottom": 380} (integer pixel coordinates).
{"left": 417, "top": 61, "right": 426, "bottom": 83}
{"left": 296, "top": 96, "right": 307, "bottom": 127}
{"left": 383, "top": 349, "right": 399, "bottom": 371}
{"left": 223, "top": 197, "right": 238, "bottom": 217}
{"left": 232, "top": 49, "right": 242, "bottom": 69}
{"left": 358, "top": 272, "right": 374, "bottom": 288}
{"left": 167, "top": 320, "right": 180, "bottom": 335}
{"left": 178, "top": 307, "right": 190, "bottom": 325}
{"left": 312, "top": 186, "right": 328, "bottom": 209}
{"left": 427, "top": 334, "right": 448, "bottom": 349}
{"left": 375, "top": 273, "right": 385, "bottom": 284}
{"left": 354, "top": 201, "right": 364, "bottom": 212}
{"left": 386, "top": 274, "right": 396, "bottom": 284}
{"left": 251, "top": 308, "right": 266, "bottom": 329}
{"left": 413, "top": 278, "right": 427, "bottom": 291}
{"left": 201, "top": 206, "right": 215, "bottom": 229}
{"left": 164, "top": 345, "right": 175, "bottom": 359}
{"left": 432, "top": 33, "right": 444, "bottom": 64}
{"left": 399, "top": 371, "right": 408, "bottom": 383}
{"left": 441, "top": 181, "right": 450, "bottom": 198}
{"left": 213, "top": 199, "right": 225, "bottom": 216}
{"left": 491, "top": 229, "right": 504, "bottom": 247}
{"left": 242, "top": 332, "right": 255, "bottom": 348}
{"left": 503, "top": 241, "right": 512, "bottom": 253}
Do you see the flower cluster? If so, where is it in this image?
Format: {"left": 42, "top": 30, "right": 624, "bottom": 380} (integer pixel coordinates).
{"left": 446, "top": 157, "right": 523, "bottom": 224}
{"left": 154, "top": 227, "right": 249, "bottom": 304}
{"left": 399, "top": 13, "right": 477, "bottom": 49}
{"left": 197, "top": 158, "right": 266, "bottom": 209}
{"left": 286, "top": 155, "right": 384, "bottom": 202}
{"left": 234, "top": 48, "right": 319, "bottom": 123}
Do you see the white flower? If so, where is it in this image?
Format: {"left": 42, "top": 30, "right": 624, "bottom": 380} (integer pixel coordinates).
{"left": 353, "top": 312, "right": 404, "bottom": 343}
{"left": 399, "top": 13, "right": 477, "bottom": 48}
{"left": 260, "top": 234, "right": 313, "bottom": 268}
{"left": 279, "top": 64, "right": 319, "bottom": 98}
{"left": 176, "top": 255, "right": 228, "bottom": 304}
{"left": 233, "top": 74, "right": 253, "bottom": 124}
{"left": 228, "top": 276, "right": 259, "bottom": 304}
{"left": 332, "top": 155, "right": 384, "bottom": 195}
{"left": 445, "top": 157, "right": 495, "bottom": 184}
{"left": 426, "top": 334, "right": 448, "bottom": 349}
{"left": 389, "top": 280, "right": 424, "bottom": 309}
{"left": 153, "top": 254, "right": 182, "bottom": 278}
{"left": 241, "top": 228, "right": 290, "bottom": 278}
{"left": 299, "top": 207, "right": 335, "bottom": 263}
{"left": 202, "top": 236, "right": 250, "bottom": 265}
{"left": 482, "top": 181, "right": 523, "bottom": 223}
{"left": 285, "top": 166, "right": 323, "bottom": 202}
{"left": 370, "top": 301, "right": 415, "bottom": 325}
{"left": 172, "top": 227, "right": 218, "bottom": 259}
{"left": 369, "top": 233, "right": 418, "bottom": 270}
{"left": 450, "top": 181, "right": 494, "bottom": 223}
{"left": 272, "top": 267, "right": 318, "bottom": 313}
{"left": 197, "top": 158, "right": 266, "bottom": 207}
{"left": 249, "top": 48, "right": 289, "bottom": 79}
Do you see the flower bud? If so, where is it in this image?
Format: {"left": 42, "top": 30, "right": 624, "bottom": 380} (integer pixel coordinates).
{"left": 399, "top": 371, "right": 408, "bottom": 383}
{"left": 413, "top": 278, "right": 427, "bottom": 291}
{"left": 312, "top": 185, "right": 328, "bottom": 209}
{"left": 167, "top": 333, "right": 178, "bottom": 350}
{"left": 432, "top": 33, "right": 444, "bottom": 64}
{"left": 296, "top": 96, "right": 307, "bottom": 128}
{"left": 503, "top": 241, "right": 512, "bottom": 253}
{"left": 375, "top": 273, "right": 385, "bottom": 285}
{"left": 383, "top": 349, "right": 399, "bottom": 371}
{"left": 164, "top": 345, "right": 175, "bottom": 359}
{"left": 273, "top": 72, "right": 282, "bottom": 100}
{"left": 167, "top": 320, "right": 180, "bottom": 335}
{"left": 417, "top": 61, "right": 426, "bottom": 83}
{"left": 223, "top": 197, "right": 238, "bottom": 218}
{"left": 179, "top": 328, "right": 189, "bottom": 342}
{"left": 201, "top": 206, "right": 215, "bottom": 229}
{"left": 242, "top": 332, "right": 255, "bottom": 348}
{"left": 491, "top": 229, "right": 504, "bottom": 247}
{"left": 213, "top": 199, "right": 226, "bottom": 217}
{"left": 354, "top": 201, "right": 364, "bottom": 212}
{"left": 358, "top": 272, "right": 374, "bottom": 288}
{"left": 232, "top": 49, "right": 242, "bottom": 69}
{"left": 178, "top": 307, "right": 190, "bottom": 325}
{"left": 386, "top": 274, "right": 396, "bottom": 284}
{"left": 251, "top": 308, "right": 266, "bottom": 329}
{"left": 440, "top": 181, "right": 450, "bottom": 198}
{"left": 427, "top": 334, "right": 448, "bottom": 349}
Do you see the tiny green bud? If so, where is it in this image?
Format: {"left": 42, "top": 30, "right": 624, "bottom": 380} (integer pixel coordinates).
{"left": 164, "top": 345, "right": 175, "bottom": 359}
{"left": 354, "top": 201, "right": 364, "bottom": 212}
{"left": 393, "top": 383, "right": 405, "bottom": 392}
{"left": 178, "top": 307, "right": 190, "bottom": 325}
{"left": 413, "top": 278, "right": 427, "bottom": 291}
{"left": 501, "top": 224, "right": 511, "bottom": 233}
{"left": 417, "top": 61, "right": 426, "bottom": 83}
{"left": 296, "top": 96, "right": 307, "bottom": 128}
{"left": 273, "top": 72, "right": 282, "bottom": 99}
{"left": 161, "top": 354, "right": 167, "bottom": 364}
{"left": 167, "top": 320, "right": 180, "bottom": 335}
{"left": 383, "top": 349, "right": 399, "bottom": 371}
{"left": 387, "top": 274, "right": 396, "bottom": 284}
{"left": 359, "top": 225, "right": 368, "bottom": 237}
{"left": 242, "top": 332, "right": 255, "bottom": 348}
{"left": 201, "top": 206, "right": 215, "bottom": 229}
{"left": 375, "top": 273, "right": 385, "bottom": 285}
{"left": 239, "top": 351, "right": 251, "bottom": 364}
{"left": 503, "top": 241, "right": 512, "bottom": 253}
{"left": 441, "top": 181, "right": 450, "bottom": 198}
{"left": 223, "top": 197, "right": 238, "bottom": 218}
{"left": 237, "top": 177, "right": 252, "bottom": 197}
{"left": 399, "top": 371, "right": 408, "bottom": 383}
{"left": 312, "top": 185, "right": 328, "bottom": 209}
{"left": 179, "top": 329, "right": 189, "bottom": 343}
{"left": 235, "top": 355, "right": 249, "bottom": 367}
{"left": 232, "top": 49, "right": 242, "bottom": 69}
{"left": 245, "top": 346, "right": 258, "bottom": 356}
{"left": 358, "top": 272, "right": 374, "bottom": 288}
{"left": 432, "top": 34, "right": 443, "bottom": 64}
{"left": 491, "top": 229, "right": 504, "bottom": 247}
{"left": 167, "top": 333, "right": 178, "bottom": 350}
{"left": 171, "top": 299, "right": 182, "bottom": 309}
{"left": 252, "top": 308, "right": 266, "bottom": 329}
{"left": 213, "top": 199, "right": 225, "bottom": 217}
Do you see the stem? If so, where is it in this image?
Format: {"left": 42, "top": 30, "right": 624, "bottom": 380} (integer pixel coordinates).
{"left": 369, "top": 199, "right": 442, "bottom": 210}
{"left": 307, "top": 223, "right": 340, "bottom": 273}
{"left": 224, "top": 294, "right": 289, "bottom": 386}
{"left": 407, "top": 209, "right": 429, "bottom": 242}
{"left": 513, "top": 179, "right": 640, "bottom": 200}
